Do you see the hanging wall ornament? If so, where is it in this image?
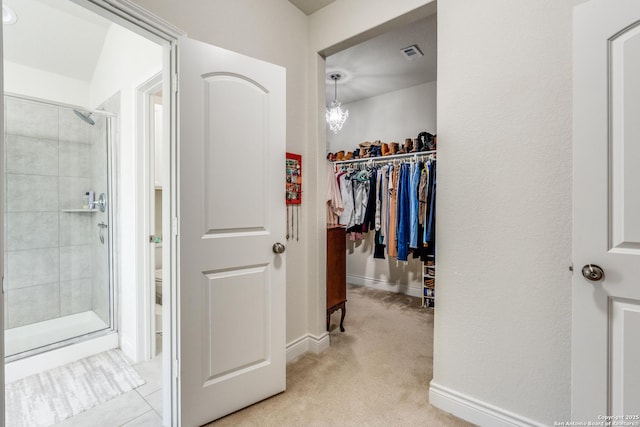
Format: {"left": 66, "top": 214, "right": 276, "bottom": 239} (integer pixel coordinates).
{"left": 285, "top": 152, "right": 302, "bottom": 241}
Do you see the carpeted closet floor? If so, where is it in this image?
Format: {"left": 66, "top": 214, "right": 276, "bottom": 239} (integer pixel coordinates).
{"left": 210, "top": 284, "right": 473, "bottom": 427}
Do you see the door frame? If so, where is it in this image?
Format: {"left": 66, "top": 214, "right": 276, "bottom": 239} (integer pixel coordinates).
{"left": 57, "top": 0, "right": 181, "bottom": 424}
{"left": 136, "top": 73, "right": 163, "bottom": 361}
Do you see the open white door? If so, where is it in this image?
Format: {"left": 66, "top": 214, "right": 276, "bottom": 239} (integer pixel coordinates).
{"left": 573, "top": 0, "right": 640, "bottom": 420}
{"left": 0, "top": 15, "right": 4, "bottom": 427}
{"left": 177, "top": 37, "right": 286, "bottom": 426}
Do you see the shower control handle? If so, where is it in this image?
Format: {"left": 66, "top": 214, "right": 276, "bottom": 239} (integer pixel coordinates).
{"left": 92, "top": 193, "right": 107, "bottom": 212}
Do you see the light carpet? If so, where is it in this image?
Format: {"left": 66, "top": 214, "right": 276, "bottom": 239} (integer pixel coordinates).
{"left": 210, "top": 284, "right": 473, "bottom": 427}
{"left": 5, "top": 349, "right": 145, "bottom": 427}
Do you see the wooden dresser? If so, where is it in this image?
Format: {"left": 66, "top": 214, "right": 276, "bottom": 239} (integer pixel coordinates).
{"left": 326, "top": 226, "right": 346, "bottom": 332}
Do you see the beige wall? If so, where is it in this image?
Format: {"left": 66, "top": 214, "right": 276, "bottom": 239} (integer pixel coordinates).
{"left": 125, "top": 0, "right": 581, "bottom": 423}
{"left": 130, "top": 0, "right": 310, "bottom": 344}
{"left": 432, "top": 0, "right": 582, "bottom": 424}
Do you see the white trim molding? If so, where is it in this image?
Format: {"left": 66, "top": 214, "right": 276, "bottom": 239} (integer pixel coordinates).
{"left": 286, "top": 332, "right": 330, "bottom": 363}
{"left": 429, "top": 381, "right": 547, "bottom": 427}
{"left": 347, "top": 274, "right": 421, "bottom": 298}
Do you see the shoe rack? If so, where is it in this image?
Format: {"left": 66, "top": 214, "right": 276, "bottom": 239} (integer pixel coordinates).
{"left": 422, "top": 255, "right": 435, "bottom": 309}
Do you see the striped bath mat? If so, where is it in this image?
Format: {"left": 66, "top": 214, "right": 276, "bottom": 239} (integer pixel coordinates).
{"left": 5, "top": 349, "right": 145, "bottom": 427}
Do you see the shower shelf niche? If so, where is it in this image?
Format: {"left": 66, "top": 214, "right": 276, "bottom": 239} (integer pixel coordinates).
{"left": 61, "top": 209, "right": 99, "bottom": 213}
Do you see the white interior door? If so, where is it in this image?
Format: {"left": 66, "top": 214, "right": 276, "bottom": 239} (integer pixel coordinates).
{"left": 573, "top": 0, "right": 640, "bottom": 419}
{"left": 177, "top": 37, "right": 286, "bottom": 426}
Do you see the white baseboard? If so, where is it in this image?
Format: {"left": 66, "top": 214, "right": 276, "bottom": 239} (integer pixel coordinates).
{"left": 347, "top": 274, "right": 421, "bottom": 298}
{"left": 286, "top": 332, "right": 330, "bottom": 363}
{"left": 429, "top": 381, "right": 547, "bottom": 427}
{"left": 120, "top": 336, "right": 138, "bottom": 363}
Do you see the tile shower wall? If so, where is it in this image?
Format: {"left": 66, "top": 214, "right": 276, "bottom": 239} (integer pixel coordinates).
{"left": 4, "top": 97, "right": 108, "bottom": 329}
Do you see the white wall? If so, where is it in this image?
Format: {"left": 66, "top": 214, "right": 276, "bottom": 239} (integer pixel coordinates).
{"left": 89, "top": 23, "right": 162, "bottom": 362}
{"left": 430, "top": 0, "right": 583, "bottom": 425}
{"left": 130, "top": 0, "right": 310, "bottom": 345}
{"left": 327, "top": 81, "right": 436, "bottom": 297}
{"left": 312, "top": 0, "right": 583, "bottom": 424}
{"left": 327, "top": 81, "right": 436, "bottom": 153}
{"left": 4, "top": 60, "right": 89, "bottom": 107}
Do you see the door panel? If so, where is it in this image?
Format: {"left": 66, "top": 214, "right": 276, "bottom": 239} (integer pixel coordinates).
{"left": 202, "top": 264, "right": 270, "bottom": 383}
{"left": 610, "top": 23, "right": 640, "bottom": 251}
{"left": 178, "top": 37, "right": 286, "bottom": 426}
{"left": 573, "top": 0, "right": 640, "bottom": 419}
{"left": 203, "top": 74, "right": 268, "bottom": 234}
{"left": 610, "top": 300, "right": 640, "bottom": 415}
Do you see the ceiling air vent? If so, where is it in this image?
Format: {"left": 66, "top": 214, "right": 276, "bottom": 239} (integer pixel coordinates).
{"left": 401, "top": 45, "right": 423, "bottom": 60}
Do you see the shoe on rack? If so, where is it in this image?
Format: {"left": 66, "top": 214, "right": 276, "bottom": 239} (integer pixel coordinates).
{"left": 404, "top": 138, "right": 413, "bottom": 153}
{"left": 411, "top": 137, "right": 423, "bottom": 152}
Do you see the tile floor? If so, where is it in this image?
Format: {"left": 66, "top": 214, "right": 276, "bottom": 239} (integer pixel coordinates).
{"left": 54, "top": 355, "right": 163, "bottom": 427}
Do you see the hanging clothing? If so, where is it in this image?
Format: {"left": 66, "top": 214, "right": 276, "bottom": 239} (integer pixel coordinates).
{"left": 409, "top": 161, "right": 422, "bottom": 249}
{"left": 387, "top": 165, "right": 399, "bottom": 258}
{"left": 425, "top": 160, "right": 436, "bottom": 244}
{"left": 331, "top": 155, "right": 436, "bottom": 264}
{"left": 338, "top": 173, "right": 354, "bottom": 227}
{"left": 326, "top": 161, "right": 343, "bottom": 226}
{"left": 418, "top": 164, "right": 429, "bottom": 226}
{"left": 362, "top": 167, "right": 377, "bottom": 232}
{"left": 352, "top": 174, "right": 369, "bottom": 228}
{"left": 397, "top": 163, "right": 411, "bottom": 262}
{"left": 380, "top": 166, "right": 390, "bottom": 247}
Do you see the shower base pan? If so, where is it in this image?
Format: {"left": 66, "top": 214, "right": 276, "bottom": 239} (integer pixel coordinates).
{"left": 5, "top": 310, "right": 109, "bottom": 357}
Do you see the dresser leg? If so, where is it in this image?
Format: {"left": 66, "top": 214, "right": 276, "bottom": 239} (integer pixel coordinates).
{"left": 339, "top": 302, "right": 346, "bottom": 332}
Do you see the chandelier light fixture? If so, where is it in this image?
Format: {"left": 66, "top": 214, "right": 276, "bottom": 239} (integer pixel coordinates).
{"left": 326, "top": 73, "right": 349, "bottom": 134}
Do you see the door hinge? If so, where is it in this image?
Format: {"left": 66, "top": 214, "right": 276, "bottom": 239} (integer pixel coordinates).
{"left": 173, "top": 359, "right": 179, "bottom": 379}
{"left": 173, "top": 74, "right": 179, "bottom": 94}
{"left": 172, "top": 217, "right": 179, "bottom": 236}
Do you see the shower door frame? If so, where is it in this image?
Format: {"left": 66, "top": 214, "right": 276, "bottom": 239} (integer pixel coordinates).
{"left": 2, "top": 95, "right": 118, "bottom": 363}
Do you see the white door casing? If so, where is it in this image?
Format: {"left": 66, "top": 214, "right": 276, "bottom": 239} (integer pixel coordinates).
{"left": 573, "top": 0, "right": 640, "bottom": 419}
{"left": 178, "top": 37, "right": 286, "bottom": 426}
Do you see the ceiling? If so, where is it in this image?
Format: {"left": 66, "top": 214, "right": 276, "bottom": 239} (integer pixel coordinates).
{"left": 288, "top": 0, "right": 336, "bottom": 16}
{"left": 3, "top": 0, "right": 111, "bottom": 82}
{"left": 4, "top": 0, "right": 437, "bottom": 107}
{"left": 325, "top": 14, "right": 437, "bottom": 105}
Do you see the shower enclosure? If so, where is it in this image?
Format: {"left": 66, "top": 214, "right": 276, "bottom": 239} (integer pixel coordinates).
{"left": 3, "top": 95, "right": 114, "bottom": 360}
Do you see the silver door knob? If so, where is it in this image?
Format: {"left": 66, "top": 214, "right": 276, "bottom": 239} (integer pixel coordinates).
{"left": 272, "top": 243, "right": 286, "bottom": 254}
{"left": 581, "top": 264, "right": 604, "bottom": 282}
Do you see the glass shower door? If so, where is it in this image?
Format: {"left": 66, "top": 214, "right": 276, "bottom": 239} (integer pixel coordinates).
{"left": 3, "top": 95, "right": 114, "bottom": 359}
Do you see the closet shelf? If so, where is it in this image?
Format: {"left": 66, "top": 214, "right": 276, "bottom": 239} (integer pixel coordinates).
{"left": 333, "top": 150, "right": 436, "bottom": 166}
{"left": 61, "top": 209, "right": 98, "bottom": 213}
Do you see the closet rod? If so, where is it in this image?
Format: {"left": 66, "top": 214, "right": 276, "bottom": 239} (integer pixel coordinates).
{"left": 333, "top": 150, "right": 436, "bottom": 166}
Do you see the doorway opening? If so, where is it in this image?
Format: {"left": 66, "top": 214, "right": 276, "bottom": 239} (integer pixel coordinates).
{"left": 2, "top": 0, "right": 172, "bottom": 424}
{"left": 324, "top": 11, "right": 437, "bottom": 326}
